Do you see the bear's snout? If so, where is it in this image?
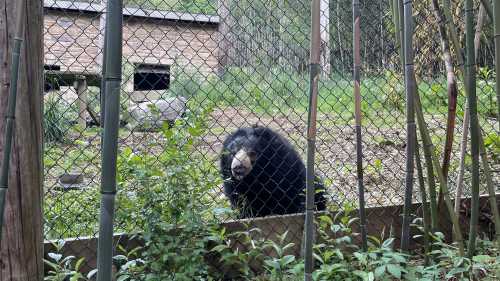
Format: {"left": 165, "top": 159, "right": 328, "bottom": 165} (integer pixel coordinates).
{"left": 231, "top": 149, "right": 253, "bottom": 180}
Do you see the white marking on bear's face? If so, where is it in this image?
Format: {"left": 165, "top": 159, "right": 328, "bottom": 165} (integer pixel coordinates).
{"left": 231, "top": 149, "right": 254, "bottom": 180}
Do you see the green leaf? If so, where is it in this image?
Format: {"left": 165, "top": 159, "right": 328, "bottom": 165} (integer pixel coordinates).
{"left": 211, "top": 245, "right": 229, "bottom": 252}
{"left": 386, "top": 264, "right": 402, "bottom": 279}
{"left": 375, "top": 265, "right": 386, "bottom": 277}
{"left": 48, "top": 253, "right": 63, "bottom": 262}
{"left": 281, "top": 255, "right": 295, "bottom": 265}
{"left": 264, "top": 259, "right": 281, "bottom": 270}
{"left": 473, "top": 255, "right": 494, "bottom": 263}
{"left": 381, "top": 238, "right": 395, "bottom": 249}
{"left": 74, "top": 257, "right": 85, "bottom": 271}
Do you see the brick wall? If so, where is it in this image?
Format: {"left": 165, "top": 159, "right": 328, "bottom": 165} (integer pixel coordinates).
{"left": 44, "top": 9, "right": 219, "bottom": 101}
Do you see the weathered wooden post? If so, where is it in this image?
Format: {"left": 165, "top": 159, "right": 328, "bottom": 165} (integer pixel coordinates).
{"left": 75, "top": 76, "right": 88, "bottom": 128}
{"left": 0, "top": 0, "right": 44, "bottom": 279}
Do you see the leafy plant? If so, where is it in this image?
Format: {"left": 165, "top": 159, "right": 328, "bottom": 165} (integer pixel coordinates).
{"left": 44, "top": 96, "right": 69, "bottom": 143}
{"left": 263, "top": 231, "right": 300, "bottom": 281}
{"left": 44, "top": 240, "right": 88, "bottom": 281}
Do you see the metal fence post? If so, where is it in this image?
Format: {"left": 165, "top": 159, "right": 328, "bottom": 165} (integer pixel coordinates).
{"left": 304, "top": 0, "right": 321, "bottom": 280}
{"left": 401, "top": 0, "right": 417, "bottom": 252}
{"left": 352, "top": 0, "right": 367, "bottom": 252}
{"left": 96, "top": 0, "right": 123, "bottom": 279}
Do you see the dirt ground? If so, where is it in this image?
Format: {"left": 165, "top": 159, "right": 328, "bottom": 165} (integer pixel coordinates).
{"left": 45, "top": 106, "right": 499, "bottom": 211}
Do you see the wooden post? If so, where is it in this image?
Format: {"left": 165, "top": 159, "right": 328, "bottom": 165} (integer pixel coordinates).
{"left": 0, "top": 0, "right": 44, "bottom": 279}
{"left": 320, "top": 0, "right": 331, "bottom": 75}
{"left": 75, "top": 76, "right": 88, "bottom": 128}
{"left": 217, "top": 0, "right": 231, "bottom": 75}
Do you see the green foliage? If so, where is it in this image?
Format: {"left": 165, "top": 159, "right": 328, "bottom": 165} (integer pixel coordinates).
{"left": 123, "top": 0, "right": 216, "bottom": 14}
{"left": 381, "top": 70, "right": 405, "bottom": 112}
{"left": 44, "top": 240, "right": 88, "bottom": 281}
{"left": 44, "top": 96, "right": 70, "bottom": 143}
{"left": 483, "top": 132, "right": 499, "bottom": 161}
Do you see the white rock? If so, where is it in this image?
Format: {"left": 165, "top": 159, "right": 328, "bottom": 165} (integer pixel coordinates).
{"left": 125, "top": 97, "right": 187, "bottom": 131}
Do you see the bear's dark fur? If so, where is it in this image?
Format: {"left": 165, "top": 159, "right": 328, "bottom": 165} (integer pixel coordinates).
{"left": 220, "top": 125, "right": 327, "bottom": 218}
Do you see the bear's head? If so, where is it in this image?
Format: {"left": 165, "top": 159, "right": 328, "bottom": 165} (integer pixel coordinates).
{"left": 223, "top": 126, "right": 274, "bottom": 181}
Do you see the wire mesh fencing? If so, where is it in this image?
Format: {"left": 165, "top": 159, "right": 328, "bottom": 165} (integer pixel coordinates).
{"left": 42, "top": 0, "right": 498, "bottom": 273}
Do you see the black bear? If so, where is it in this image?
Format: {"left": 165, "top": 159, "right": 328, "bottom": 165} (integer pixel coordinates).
{"left": 220, "top": 125, "right": 327, "bottom": 218}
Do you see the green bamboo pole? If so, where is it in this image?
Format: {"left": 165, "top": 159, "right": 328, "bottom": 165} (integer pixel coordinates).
{"left": 400, "top": 0, "right": 417, "bottom": 253}
{"left": 0, "top": 0, "right": 26, "bottom": 240}
{"left": 96, "top": 0, "right": 123, "bottom": 279}
{"left": 414, "top": 86, "right": 465, "bottom": 256}
{"left": 465, "top": 0, "right": 480, "bottom": 258}
{"left": 415, "top": 140, "right": 431, "bottom": 265}
{"left": 442, "top": 2, "right": 500, "bottom": 246}
{"left": 456, "top": 1, "right": 485, "bottom": 222}
{"left": 490, "top": 0, "right": 500, "bottom": 245}
{"left": 493, "top": 0, "right": 500, "bottom": 132}
{"left": 352, "top": 0, "right": 367, "bottom": 252}
{"left": 304, "top": 0, "right": 321, "bottom": 280}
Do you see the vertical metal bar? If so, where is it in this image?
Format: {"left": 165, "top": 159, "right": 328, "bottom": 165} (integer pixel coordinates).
{"left": 0, "top": 0, "right": 26, "bottom": 240}
{"left": 493, "top": 0, "right": 500, "bottom": 132}
{"left": 304, "top": 0, "right": 321, "bottom": 280}
{"left": 96, "top": 0, "right": 123, "bottom": 279}
{"left": 400, "top": 0, "right": 416, "bottom": 252}
{"left": 352, "top": 0, "right": 367, "bottom": 252}
{"left": 465, "top": 0, "right": 480, "bottom": 258}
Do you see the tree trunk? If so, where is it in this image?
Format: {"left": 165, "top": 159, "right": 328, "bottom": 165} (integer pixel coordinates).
{"left": 0, "top": 0, "right": 44, "bottom": 280}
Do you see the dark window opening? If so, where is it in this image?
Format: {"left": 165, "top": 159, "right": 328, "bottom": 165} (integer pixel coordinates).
{"left": 133, "top": 64, "right": 170, "bottom": 91}
{"left": 44, "top": 64, "right": 61, "bottom": 92}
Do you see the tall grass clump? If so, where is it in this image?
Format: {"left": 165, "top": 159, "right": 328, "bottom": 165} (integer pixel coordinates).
{"left": 44, "top": 96, "right": 69, "bottom": 143}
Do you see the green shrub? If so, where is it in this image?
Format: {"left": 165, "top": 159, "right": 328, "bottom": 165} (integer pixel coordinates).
{"left": 44, "top": 96, "right": 70, "bottom": 143}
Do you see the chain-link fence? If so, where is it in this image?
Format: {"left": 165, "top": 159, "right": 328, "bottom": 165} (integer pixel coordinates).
{"left": 42, "top": 0, "right": 498, "bottom": 273}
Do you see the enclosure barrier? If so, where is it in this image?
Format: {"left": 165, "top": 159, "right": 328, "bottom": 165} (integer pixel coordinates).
{"left": 39, "top": 0, "right": 499, "bottom": 277}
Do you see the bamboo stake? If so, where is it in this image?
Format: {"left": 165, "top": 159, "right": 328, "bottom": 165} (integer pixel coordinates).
{"left": 431, "top": 0, "right": 458, "bottom": 182}
{"left": 415, "top": 140, "right": 431, "bottom": 265}
{"left": 352, "top": 0, "right": 367, "bottom": 252}
{"left": 443, "top": 2, "right": 500, "bottom": 247}
{"left": 0, "top": 0, "right": 26, "bottom": 240}
{"left": 401, "top": 0, "right": 417, "bottom": 253}
{"left": 493, "top": 0, "right": 500, "bottom": 132}
{"left": 96, "top": 0, "right": 123, "bottom": 279}
{"left": 455, "top": 2, "right": 485, "bottom": 218}
{"left": 304, "top": 0, "right": 321, "bottom": 279}
{"left": 414, "top": 86, "right": 465, "bottom": 256}
{"left": 465, "top": 0, "right": 481, "bottom": 258}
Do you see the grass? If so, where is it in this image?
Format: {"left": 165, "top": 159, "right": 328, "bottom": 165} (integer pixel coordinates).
{"left": 190, "top": 68, "right": 497, "bottom": 128}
